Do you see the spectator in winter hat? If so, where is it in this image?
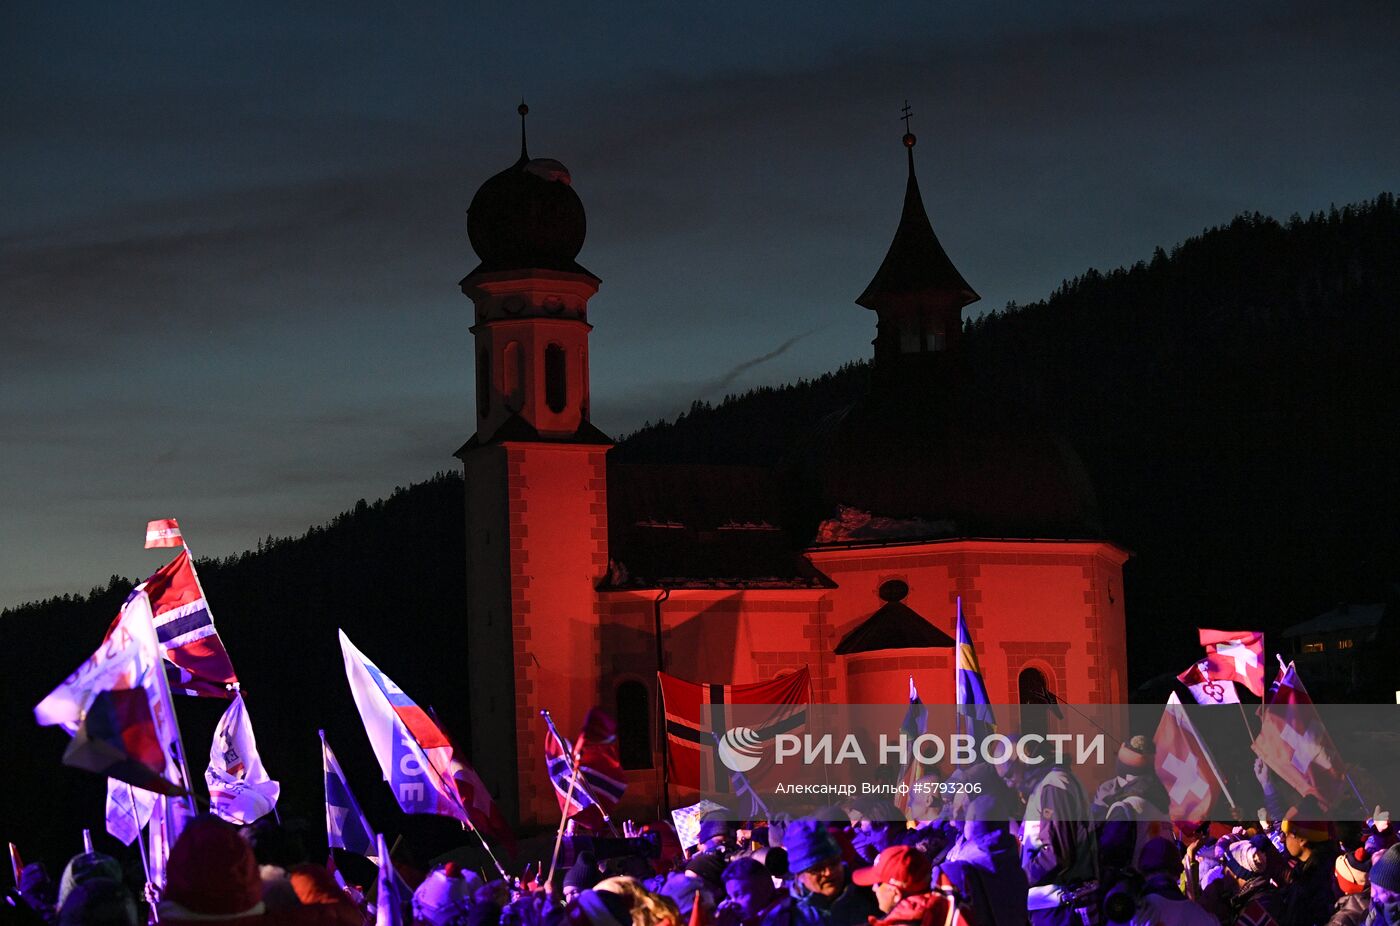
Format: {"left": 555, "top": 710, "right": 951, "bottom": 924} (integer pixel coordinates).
{"left": 1324, "top": 853, "right": 1372, "bottom": 926}
{"left": 57, "top": 878, "right": 138, "bottom": 926}
{"left": 565, "top": 854, "right": 603, "bottom": 904}
{"left": 851, "top": 847, "right": 931, "bottom": 916}
{"left": 56, "top": 852, "right": 124, "bottom": 910}
{"left": 413, "top": 862, "right": 484, "bottom": 926}
{"left": 1280, "top": 819, "right": 1340, "bottom": 926}
{"left": 786, "top": 820, "right": 878, "bottom": 926}
{"left": 1365, "top": 846, "right": 1400, "bottom": 926}
{"left": 158, "top": 816, "right": 265, "bottom": 923}
{"left": 1222, "top": 839, "right": 1282, "bottom": 926}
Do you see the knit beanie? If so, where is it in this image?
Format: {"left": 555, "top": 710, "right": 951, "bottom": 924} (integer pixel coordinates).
{"left": 1371, "top": 845, "right": 1400, "bottom": 893}
{"left": 1282, "top": 819, "right": 1335, "bottom": 845}
{"left": 783, "top": 819, "right": 841, "bottom": 876}
{"left": 164, "top": 816, "right": 262, "bottom": 917}
{"left": 565, "top": 853, "right": 603, "bottom": 892}
{"left": 1336, "top": 852, "right": 1370, "bottom": 895}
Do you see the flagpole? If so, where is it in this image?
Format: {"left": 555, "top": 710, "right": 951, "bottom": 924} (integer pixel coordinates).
{"left": 127, "top": 784, "right": 160, "bottom": 923}
{"left": 545, "top": 737, "right": 584, "bottom": 892}
{"left": 1172, "top": 698, "right": 1238, "bottom": 811}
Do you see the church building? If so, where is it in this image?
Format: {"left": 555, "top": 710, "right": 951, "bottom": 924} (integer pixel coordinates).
{"left": 457, "top": 108, "right": 1130, "bottom": 826}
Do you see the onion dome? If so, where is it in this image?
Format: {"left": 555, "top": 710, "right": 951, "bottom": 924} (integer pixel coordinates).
{"left": 465, "top": 103, "right": 595, "bottom": 279}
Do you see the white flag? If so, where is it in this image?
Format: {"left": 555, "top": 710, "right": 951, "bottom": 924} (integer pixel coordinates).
{"left": 1179, "top": 660, "right": 1241, "bottom": 705}
{"left": 105, "top": 779, "right": 157, "bottom": 846}
{"left": 206, "top": 693, "right": 280, "bottom": 824}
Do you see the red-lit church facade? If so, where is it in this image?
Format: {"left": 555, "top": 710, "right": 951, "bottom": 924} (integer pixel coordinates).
{"left": 457, "top": 119, "right": 1129, "bottom": 826}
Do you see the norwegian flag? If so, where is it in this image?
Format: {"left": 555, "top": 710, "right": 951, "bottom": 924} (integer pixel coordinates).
{"left": 1177, "top": 660, "right": 1241, "bottom": 705}
{"left": 544, "top": 708, "right": 628, "bottom": 830}
{"left": 1252, "top": 661, "right": 1347, "bottom": 809}
{"left": 1199, "top": 629, "right": 1266, "bottom": 697}
{"left": 145, "top": 519, "right": 184, "bottom": 549}
{"left": 659, "top": 667, "right": 810, "bottom": 792}
{"left": 1153, "top": 693, "right": 1226, "bottom": 820}
{"left": 142, "top": 550, "right": 239, "bottom": 698}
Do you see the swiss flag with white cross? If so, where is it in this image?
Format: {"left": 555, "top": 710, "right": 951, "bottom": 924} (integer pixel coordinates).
{"left": 1154, "top": 692, "right": 1222, "bottom": 820}
{"left": 1252, "top": 662, "right": 1347, "bottom": 809}
{"left": 1198, "top": 629, "right": 1266, "bottom": 697}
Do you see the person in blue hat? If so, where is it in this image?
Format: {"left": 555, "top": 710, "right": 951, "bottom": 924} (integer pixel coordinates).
{"left": 785, "top": 819, "right": 878, "bottom": 926}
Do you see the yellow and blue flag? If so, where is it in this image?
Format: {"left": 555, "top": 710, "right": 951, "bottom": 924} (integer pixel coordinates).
{"left": 955, "top": 601, "right": 997, "bottom": 738}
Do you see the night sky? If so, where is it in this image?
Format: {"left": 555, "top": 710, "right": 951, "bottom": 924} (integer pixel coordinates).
{"left": 4, "top": 1, "right": 1398, "bottom": 608}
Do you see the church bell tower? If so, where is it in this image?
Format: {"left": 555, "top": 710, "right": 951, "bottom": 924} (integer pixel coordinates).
{"left": 455, "top": 105, "right": 611, "bottom": 825}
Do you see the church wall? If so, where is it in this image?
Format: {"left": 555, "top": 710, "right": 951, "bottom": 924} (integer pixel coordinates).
{"left": 490, "top": 442, "right": 611, "bottom": 826}
{"left": 806, "top": 540, "right": 1129, "bottom": 712}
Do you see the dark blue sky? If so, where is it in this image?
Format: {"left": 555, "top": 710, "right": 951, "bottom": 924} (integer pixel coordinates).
{"left": 4, "top": 1, "right": 1397, "bottom": 607}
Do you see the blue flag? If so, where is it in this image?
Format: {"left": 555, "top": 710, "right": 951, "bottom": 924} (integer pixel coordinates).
{"left": 955, "top": 601, "right": 997, "bottom": 738}
{"left": 321, "top": 730, "right": 379, "bottom": 863}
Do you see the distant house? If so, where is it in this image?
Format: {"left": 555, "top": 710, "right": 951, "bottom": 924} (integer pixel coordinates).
{"left": 1283, "top": 595, "right": 1394, "bottom": 701}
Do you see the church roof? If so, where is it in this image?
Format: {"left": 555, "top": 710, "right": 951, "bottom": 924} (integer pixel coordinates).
{"left": 834, "top": 599, "right": 954, "bottom": 654}
{"left": 601, "top": 463, "right": 833, "bottom": 590}
{"left": 453, "top": 411, "right": 613, "bottom": 457}
{"left": 855, "top": 140, "right": 979, "bottom": 313}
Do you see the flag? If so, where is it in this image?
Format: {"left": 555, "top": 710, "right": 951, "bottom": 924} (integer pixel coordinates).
{"left": 893, "top": 677, "right": 928, "bottom": 814}
{"left": 322, "top": 731, "right": 380, "bottom": 863}
{"left": 143, "top": 550, "right": 238, "bottom": 698}
{"left": 658, "top": 667, "right": 810, "bottom": 792}
{"left": 671, "top": 799, "right": 727, "bottom": 851}
{"left": 544, "top": 708, "right": 628, "bottom": 830}
{"left": 105, "top": 779, "right": 157, "bottom": 846}
{"left": 145, "top": 519, "right": 184, "bottom": 549}
{"left": 426, "top": 707, "right": 516, "bottom": 854}
{"left": 1252, "top": 662, "right": 1347, "bottom": 808}
{"left": 1236, "top": 898, "right": 1280, "bottom": 926}
{"left": 1177, "top": 660, "right": 1241, "bottom": 705}
{"left": 375, "top": 833, "right": 403, "bottom": 926}
{"left": 36, "top": 592, "right": 185, "bottom": 794}
{"left": 339, "top": 630, "right": 471, "bottom": 824}
{"left": 1198, "top": 629, "right": 1265, "bottom": 698}
{"left": 206, "top": 693, "right": 280, "bottom": 824}
{"left": 63, "top": 688, "right": 182, "bottom": 794}
{"left": 955, "top": 605, "right": 997, "bottom": 738}
{"left": 1154, "top": 693, "right": 1224, "bottom": 820}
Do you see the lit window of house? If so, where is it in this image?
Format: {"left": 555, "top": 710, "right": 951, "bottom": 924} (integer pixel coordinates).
{"left": 1302, "top": 642, "right": 1325, "bottom": 653}
{"left": 1336, "top": 639, "right": 1354, "bottom": 650}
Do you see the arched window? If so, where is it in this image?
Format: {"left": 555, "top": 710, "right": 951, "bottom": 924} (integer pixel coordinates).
{"left": 616, "top": 680, "right": 652, "bottom": 770}
{"left": 1018, "top": 666, "right": 1051, "bottom": 740}
{"left": 503, "top": 341, "right": 523, "bottom": 410}
{"left": 544, "top": 343, "right": 567, "bottom": 413}
{"left": 476, "top": 350, "right": 491, "bottom": 418}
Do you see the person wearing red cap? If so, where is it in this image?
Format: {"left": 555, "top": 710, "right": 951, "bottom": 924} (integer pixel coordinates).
{"left": 158, "top": 816, "right": 268, "bottom": 924}
{"left": 852, "top": 847, "right": 958, "bottom": 926}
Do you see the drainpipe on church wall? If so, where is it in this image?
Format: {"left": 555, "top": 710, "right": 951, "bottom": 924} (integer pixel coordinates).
{"left": 654, "top": 587, "right": 671, "bottom": 816}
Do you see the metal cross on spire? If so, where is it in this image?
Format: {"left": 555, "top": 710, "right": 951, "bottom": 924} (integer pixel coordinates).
{"left": 900, "top": 100, "right": 913, "bottom": 133}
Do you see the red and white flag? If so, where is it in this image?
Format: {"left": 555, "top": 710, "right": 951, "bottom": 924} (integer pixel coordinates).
{"left": 1154, "top": 693, "right": 1226, "bottom": 820}
{"left": 143, "top": 550, "right": 239, "bottom": 698}
{"left": 1252, "top": 662, "right": 1347, "bottom": 809}
{"left": 544, "top": 708, "right": 628, "bottom": 830}
{"left": 145, "top": 519, "right": 184, "bottom": 549}
{"left": 658, "top": 667, "right": 810, "bottom": 792}
{"left": 1177, "top": 660, "right": 1241, "bottom": 705}
{"left": 1199, "top": 629, "right": 1266, "bottom": 697}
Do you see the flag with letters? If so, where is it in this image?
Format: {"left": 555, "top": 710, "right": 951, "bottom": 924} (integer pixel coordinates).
{"left": 659, "top": 667, "right": 810, "bottom": 792}
{"left": 321, "top": 731, "right": 379, "bottom": 862}
{"left": 36, "top": 591, "right": 186, "bottom": 795}
{"left": 206, "top": 693, "right": 280, "bottom": 824}
{"left": 340, "top": 630, "right": 470, "bottom": 822}
{"left": 1198, "top": 629, "right": 1265, "bottom": 698}
{"left": 143, "top": 550, "right": 238, "bottom": 698}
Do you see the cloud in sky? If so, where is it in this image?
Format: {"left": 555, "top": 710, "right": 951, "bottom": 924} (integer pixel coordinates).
{"left": 4, "top": 0, "right": 1398, "bottom": 606}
